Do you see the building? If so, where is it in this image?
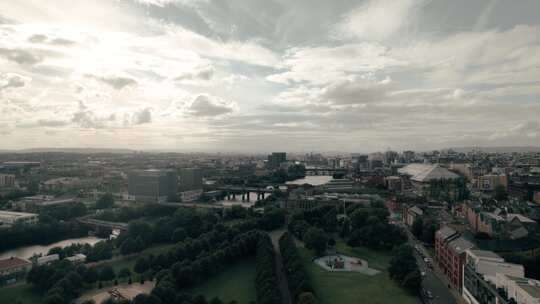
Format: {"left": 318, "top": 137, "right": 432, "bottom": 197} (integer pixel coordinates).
{"left": 267, "top": 152, "right": 287, "bottom": 169}
{"left": 474, "top": 174, "right": 508, "bottom": 192}
{"left": 0, "top": 210, "right": 39, "bottom": 227}
{"left": 128, "top": 169, "right": 178, "bottom": 203}
{"left": 41, "top": 177, "right": 97, "bottom": 192}
{"left": 496, "top": 274, "right": 540, "bottom": 304}
{"left": 179, "top": 168, "right": 203, "bottom": 192}
{"left": 462, "top": 250, "right": 526, "bottom": 304}
{"left": 0, "top": 174, "right": 15, "bottom": 188}
{"left": 385, "top": 176, "right": 402, "bottom": 191}
{"left": 435, "top": 226, "right": 475, "bottom": 291}
{"left": 66, "top": 254, "right": 87, "bottom": 264}
{"left": 36, "top": 254, "right": 60, "bottom": 266}
{"left": 15, "top": 195, "right": 77, "bottom": 212}
{"left": 323, "top": 179, "right": 354, "bottom": 192}
{"left": 179, "top": 189, "right": 203, "bottom": 203}
{"left": 0, "top": 257, "right": 32, "bottom": 285}
{"left": 399, "top": 163, "right": 460, "bottom": 184}
{"left": 463, "top": 201, "right": 538, "bottom": 239}
{"left": 403, "top": 205, "right": 424, "bottom": 227}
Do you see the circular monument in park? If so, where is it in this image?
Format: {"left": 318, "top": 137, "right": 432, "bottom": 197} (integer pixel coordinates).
{"left": 314, "top": 254, "right": 380, "bottom": 276}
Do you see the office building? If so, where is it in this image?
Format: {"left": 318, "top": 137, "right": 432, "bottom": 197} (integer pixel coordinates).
{"left": 267, "top": 152, "right": 286, "bottom": 169}
{"left": 0, "top": 174, "right": 15, "bottom": 188}
{"left": 128, "top": 169, "right": 178, "bottom": 203}
{"left": 179, "top": 168, "right": 203, "bottom": 191}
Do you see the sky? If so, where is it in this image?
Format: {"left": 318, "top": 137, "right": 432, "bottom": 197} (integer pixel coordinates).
{"left": 1, "top": 0, "right": 540, "bottom": 153}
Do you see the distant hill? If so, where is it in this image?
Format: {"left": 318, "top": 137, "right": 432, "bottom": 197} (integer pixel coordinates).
{"left": 0, "top": 148, "right": 135, "bottom": 154}
{"left": 450, "top": 146, "right": 540, "bottom": 153}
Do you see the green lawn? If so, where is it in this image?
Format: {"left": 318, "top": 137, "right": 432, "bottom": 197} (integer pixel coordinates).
{"left": 300, "top": 241, "right": 418, "bottom": 304}
{"left": 0, "top": 283, "right": 43, "bottom": 304}
{"left": 186, "top": 258, "right": 257, "bottom": 304}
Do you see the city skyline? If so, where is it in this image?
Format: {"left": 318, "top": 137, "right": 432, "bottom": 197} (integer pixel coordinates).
{"left": 1, "top": 0, "right": 540, "bottom": 152}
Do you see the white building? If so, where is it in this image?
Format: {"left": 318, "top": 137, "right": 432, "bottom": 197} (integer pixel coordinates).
{"left": 497, "top": 274, "right": 540, "bottom": 304}
{"left": 66, "top": 254, "right": 86, "bottom": 264}
{"left": 0, "top": 210, "right": 39, "bottom": 227}
{"left": 36, "top": 254, "right": 59, "bottom": 266}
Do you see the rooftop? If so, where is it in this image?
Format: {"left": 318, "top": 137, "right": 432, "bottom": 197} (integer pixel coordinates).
{"left": 0, "top": 257, "right": 31, "bottom": 270}
{"left": 398, "top": 163, "right": 459, "bottom": 182}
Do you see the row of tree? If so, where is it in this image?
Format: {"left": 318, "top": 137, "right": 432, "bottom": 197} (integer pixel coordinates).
{"left": 279, "top": 232, "right": 315, "bottom": 304}
{"left": 27, "top": 260, "right": 125, "bottom": 304}
{"left": 388, "top": 244, "right": 422, "bottom": 295}
{"left": 255, "top": 234, "right": 282, "bottom": 304}
{"left": 411, "top": 217, "right": 440, "bottom": 245}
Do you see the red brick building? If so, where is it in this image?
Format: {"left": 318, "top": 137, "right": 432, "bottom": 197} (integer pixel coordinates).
{"left": 435, "top": 226, "right": 475, "bottom": 291}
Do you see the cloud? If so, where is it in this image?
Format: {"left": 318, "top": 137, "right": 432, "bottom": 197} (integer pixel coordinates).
{"left": 131, "top": 107, "right": 152, "bottom": 125}
{"left": 267, "top": 43, "right": 405, "bottom": 85}
{"left": 0, "top": 73, "right": 29, "bottom": 90}
{"left": 86, "top": 74, "right": 138, "bottom": 90}
{"left": 174, "top": 65, "right": 215, "bottom": 84}
{"left": 36, "top": 119, "right": 70, "bottom": 127}
{"left": 338, "top": 0, "right": 422, "bottom": 41}
{"left": 0, "top": 48, "right": 42, "bottom": 65}
{"left": 184, "top": 94, "right": 235, "bottom": 117}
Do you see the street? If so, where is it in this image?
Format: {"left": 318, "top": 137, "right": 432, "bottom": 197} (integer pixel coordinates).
{"left": 400, "top": 223, "right": 456, "bottom": 304}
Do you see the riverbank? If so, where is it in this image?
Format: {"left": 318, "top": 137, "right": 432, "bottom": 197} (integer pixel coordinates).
{"left": 0, "top": 236, "right": 105, "bottom": 260}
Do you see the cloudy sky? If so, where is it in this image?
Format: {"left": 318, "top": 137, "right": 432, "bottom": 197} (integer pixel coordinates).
{"left": 1, "top": 0, "right": 540, "bottom": 152}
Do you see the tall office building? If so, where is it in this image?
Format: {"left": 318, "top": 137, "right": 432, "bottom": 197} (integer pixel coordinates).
{"left": 0, "top": 174, "right": 15, "bottom": 188}
{"left": 267, "top": 152, "right": 286, "bottom": 169}
{"left": 179, "top": 168, "right": 203, "bottom": 191}
{"left": 128, "top": 169, "right": 178, "bottom": 203}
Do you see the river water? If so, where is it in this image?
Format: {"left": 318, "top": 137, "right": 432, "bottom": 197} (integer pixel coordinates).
{"left": 0, "top": 236, "right": 105, "bottom": 260}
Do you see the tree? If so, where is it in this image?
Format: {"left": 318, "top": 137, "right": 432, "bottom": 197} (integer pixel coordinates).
{"left": 84, "top": 267, "right": 99, "bottom": 284}
{"left": 135, "top": 257, "right": 149, "bottom": 274}
{"left": 304, "top": 227, "right": 329, "bottom": 256}
{"left": 298, "top": 292, "right": 318, "bottom": 304}
{"left": 389, "top": 245, "right": 418, "bottom": 281}
{"left": 119, "top": 268, "right": 132, "bottom": 279}
{"left": 412, "top": 218, "right": 423, "bottom": 239}
{"left": 402, "top": 269, "right": 422, "bottom": 294}
{"left": 44, "top": 293, "right": 65, "bottom": 304}
{"left": 132, "top": 294, "right": 162, "bottom": 304}
{"left": 171, "top": 228, "right": 187, "bottom": 243}
{"left": 422, "top": 221, "right": 439, "bottom": 244}
{"left": 494, "top": 184, "right": 508, "bottom": 201}
{"left": 120, "top": 237, "right": 138, "bottom": 255}
{"left": 99, "top": 266, "right": 116, "bottom": 282}
{"left": 96, "top": 193, "right": 114, "bottom": 209}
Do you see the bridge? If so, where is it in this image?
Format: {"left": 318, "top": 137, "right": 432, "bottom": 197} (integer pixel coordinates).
{"left": 216, "top": 186, "right": 275, "bottom": 202}
{"left": 77, "top": 217, "right": 129, "bottom": 231}
{"left": 157, "top": 202, "right": 229, "bottom": 209}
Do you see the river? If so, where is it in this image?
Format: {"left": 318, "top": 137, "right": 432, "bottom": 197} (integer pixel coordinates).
{"left": 0, "top": 236, "right": 105, "bottom": 260}
{"left": 286, "top": 175, "right": 333, "bottom": 186}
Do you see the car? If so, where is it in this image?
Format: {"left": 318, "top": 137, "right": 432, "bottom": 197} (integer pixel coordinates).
{"left": 423, "top": 290, "right": 434, "bottom": 299}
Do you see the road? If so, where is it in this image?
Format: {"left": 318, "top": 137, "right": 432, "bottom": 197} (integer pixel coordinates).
{"left": 404, "top": 227, "right": 456, "bottom": 304}
{"left": 270, "top": 229, "right": 292, "bottom": 304}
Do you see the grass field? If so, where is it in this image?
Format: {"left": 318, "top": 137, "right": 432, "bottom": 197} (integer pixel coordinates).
{"left": 0, "top": 283, "right": 43, "bottom": 304}
{"left": 300, "top": 241, "right": 418, "bottom": 304}
{"left": 186, "top": 258, "right": 257, "bottom": 304}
